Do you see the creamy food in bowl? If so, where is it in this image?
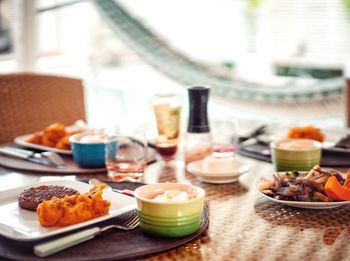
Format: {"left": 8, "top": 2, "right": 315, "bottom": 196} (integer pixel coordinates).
{"left": 276, "top": 139, "right": 320, "bottom": 151}
{"left": 152, "top": 190, "right": 196, "bottom": 202}
{"left": 79, "top": 134, "right": 104, "bottom": 144}
{"left": 134, "top": 183, "right": 205, "bottom": 237}
{"left": 271, "top": 138, "right": 322, "bottom": 172}
{"left": 202, "top": 153, "right": 240, "bottom": 173}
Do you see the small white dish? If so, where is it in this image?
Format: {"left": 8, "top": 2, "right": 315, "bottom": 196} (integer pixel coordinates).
{"left": 0, "top": 180, "right": 136, "bottom": 241}
{"left": 14, "top": 134, "right": 72, "bottom": 155}
{"left": 186, "top": 159, "right": 251, "bottom": 184}
{"left": 254, "top": 175, "right": 350, "bottom": 209}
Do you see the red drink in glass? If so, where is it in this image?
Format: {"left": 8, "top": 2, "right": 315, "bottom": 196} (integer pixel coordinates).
{"left": 155, "top": 143, "right": 178, "bottom": 160}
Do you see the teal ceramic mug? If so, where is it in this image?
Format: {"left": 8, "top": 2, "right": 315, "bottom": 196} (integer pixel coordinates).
{"left": 69, "top": 132, "right": 106, "bottom": 168}
{"left": 134, "top": 183, "right": 205, "bottom": 237}
{"left": 270, "top": 138, "right": 322, "bottom": 171}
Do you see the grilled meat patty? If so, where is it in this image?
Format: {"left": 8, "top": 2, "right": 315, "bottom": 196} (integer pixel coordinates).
{"left": 18, "top": 185, "right": 79, "bottom": 211}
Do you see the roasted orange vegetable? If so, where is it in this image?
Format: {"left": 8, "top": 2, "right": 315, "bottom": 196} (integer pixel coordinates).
{"left": 41, "top": 123, "right": 66, "bottom": 147}
{"left": 343, "top": 169, "right": 350, "bottom": 189}
{"left": 37, "top": 184, "right": 110, "bottom": 227}
{"left": 55, "top": 135, "right": 71, "bottom": 150}
{"left": 25, "top": 123, "right": 82, "bottom": 150}
{"left": 325, "top": 176, "right": 350, "bottom": 201}
{"left": 25, "top": 132, "right": 43, "bottom": 145}
{"left": 287, "top": 125, "right": 325, "bottom": 142}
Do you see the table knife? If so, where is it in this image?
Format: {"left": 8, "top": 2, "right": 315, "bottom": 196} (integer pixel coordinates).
{"left": 0, "top": 147, "right": 62, "bottom": 168}
{"left": 7, "top": 147, "right": 65, "bottom": 166}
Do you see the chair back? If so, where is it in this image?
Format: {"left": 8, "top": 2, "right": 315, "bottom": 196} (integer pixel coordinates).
{"left": 0, "top": 73, "right": 86, "bottom": 143}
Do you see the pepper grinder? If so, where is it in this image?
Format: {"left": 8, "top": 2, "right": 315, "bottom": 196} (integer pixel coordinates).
{"left": 185, "top": 85, "right": 212, "bottom": 163}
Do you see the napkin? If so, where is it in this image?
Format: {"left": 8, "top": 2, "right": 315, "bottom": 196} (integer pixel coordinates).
{"left": 334, "top": 134, "right": 350, "bottom": 149}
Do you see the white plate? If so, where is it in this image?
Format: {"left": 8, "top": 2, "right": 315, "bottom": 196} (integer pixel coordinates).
{"left": 14, "top": 134, "right": 72, "bottom": 155}
{"left": 186, "top": 159, "right": 251, "bottom": 184}
{"left": 196, "top": 175, "right": 243, "bottom": 184}
{"left": 0, "top": 180, "right": 136, "bottom": 241}
{"left": 254, "top": 175, "right": 350, "bottom": 209}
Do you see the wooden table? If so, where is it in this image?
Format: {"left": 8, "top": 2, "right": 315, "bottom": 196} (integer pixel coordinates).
{"left": 0, "top": 155, "right": 349, "bottom": 261}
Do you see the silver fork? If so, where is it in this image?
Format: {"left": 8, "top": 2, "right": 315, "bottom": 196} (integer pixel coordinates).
{"left": 89, "top": 178, "right": 134, "bottom": 197}
{"left": 34, "top": 210, "right": 139, "bottom": 257}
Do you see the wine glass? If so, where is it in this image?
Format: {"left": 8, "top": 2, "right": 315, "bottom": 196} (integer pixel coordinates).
{"left": 150, "top": 93, "right": 182, "bottom": 162}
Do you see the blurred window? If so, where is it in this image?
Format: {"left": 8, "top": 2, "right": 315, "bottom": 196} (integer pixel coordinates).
{"left": 33, "top": 0, "right": 350, "bottom": 78}
{"left": 0, "top": 0, "right": 348, "bottom": 125}
{"left": 0, "top": 0, "right": 12, "bottom": 55}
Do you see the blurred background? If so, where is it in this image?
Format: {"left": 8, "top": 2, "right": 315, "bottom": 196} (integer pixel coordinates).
{"left": 1, "top": 0, "right": 349, "bottom": 128}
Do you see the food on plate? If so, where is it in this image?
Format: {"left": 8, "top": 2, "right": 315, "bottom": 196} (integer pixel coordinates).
{"left": 25, "top": 122, "right": 83, "bottom": 150}
{"left": 18, "top": 185, "right": 79, "bottom": 211}
{"left": 41, "top": 123, "right": 66, "bottom": 147}
{"left": 257, "top": 165, "right": 347, "bottom": 202}
{"left": 324, "top": 170, "right": 350, "bottom": 201}
{"left": 286, "top": 125, "right": 325, "bottom": 142}
{"left": 26, "top": 132, "right": 43, "bottom": 145}
{"left": 152, "top": 190, "right": 196, "bottom": 202}
{"left": 37, "top": 184, "right": 110, "bottom": 227}
{"left": 55, "top": 135, "right": 71, "bottom": 150}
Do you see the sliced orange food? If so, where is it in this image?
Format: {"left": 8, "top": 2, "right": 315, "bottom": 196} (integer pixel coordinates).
{"left": 325, "top": 176, "right": 350, "bottom": 201}
{"left": 343, "top": 169, "right": 350, "bottom": 189}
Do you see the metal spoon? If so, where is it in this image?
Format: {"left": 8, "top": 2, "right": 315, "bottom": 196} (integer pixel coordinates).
{"left": 88, "top": 178, "right": 134, "bottom": 197}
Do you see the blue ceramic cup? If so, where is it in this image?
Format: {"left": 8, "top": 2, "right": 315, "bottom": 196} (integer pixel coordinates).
{"left": 69, "top": 132, "right": 106, "bottom": 168}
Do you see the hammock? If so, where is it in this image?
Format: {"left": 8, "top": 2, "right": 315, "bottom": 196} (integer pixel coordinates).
{"left": 93, "top": 0, "right": 343, "bottom": 104}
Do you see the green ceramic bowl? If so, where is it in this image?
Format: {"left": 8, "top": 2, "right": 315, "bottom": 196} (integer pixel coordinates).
{"left": 134, "top": 183, "right": 205, "bottom": 237}
{"left": 271, "top": 138, "right": 322, "bottom": 171}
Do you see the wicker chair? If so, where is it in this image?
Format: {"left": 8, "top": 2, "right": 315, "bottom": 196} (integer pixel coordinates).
{"left": 0, "top": 73, "right": 86, "bottom": 143}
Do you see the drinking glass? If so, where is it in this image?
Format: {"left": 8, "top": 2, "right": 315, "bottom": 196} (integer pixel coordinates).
{"left": 210, "top": 117, "right": 239, "bottom": 157}
{"left": 150, "top": 93, "right": 182, "bottom": 162}
{"left": 104, "top": 126, "right": 147, "bottom": 182}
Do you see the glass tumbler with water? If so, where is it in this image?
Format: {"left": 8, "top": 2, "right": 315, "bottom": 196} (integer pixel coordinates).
{"left": 104, "top": 127, "right": 147, "bottom": 182}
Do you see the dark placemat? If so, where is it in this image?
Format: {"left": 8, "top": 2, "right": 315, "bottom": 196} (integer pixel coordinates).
{"left": 0, "top": 143, "right": 157, "bottom": 174}
{"left": 238, "top": 143, "right": 350, "bottom": 167}
{"left": 0, "top": 182, "right": 209, "bottom": 261}
{"left": 0, "top": 153, "right": 107, "bottom": 174}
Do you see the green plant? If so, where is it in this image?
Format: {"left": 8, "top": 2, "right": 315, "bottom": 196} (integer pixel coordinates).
{"left": 248, "top": 0, "right": 262, "bottom": 9}
{"left": 343, "top": 0, "right": 350, "bottom": 16}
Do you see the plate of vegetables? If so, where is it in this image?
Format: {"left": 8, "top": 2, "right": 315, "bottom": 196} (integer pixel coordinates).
{"left": 254, "top": 165, "right": 350, "bottom": 209}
